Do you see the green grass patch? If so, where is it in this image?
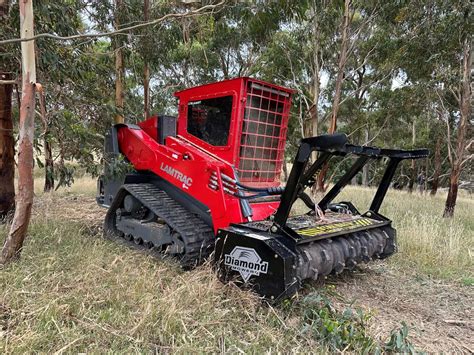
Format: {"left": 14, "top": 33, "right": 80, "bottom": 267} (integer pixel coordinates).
{"left": 1, "top": 218, "right": 313, "bottom": 352}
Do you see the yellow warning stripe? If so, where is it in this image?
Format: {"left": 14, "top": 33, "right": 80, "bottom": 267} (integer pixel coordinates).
{"left": 297, "top": 218, "right": 378, "bottom": 237}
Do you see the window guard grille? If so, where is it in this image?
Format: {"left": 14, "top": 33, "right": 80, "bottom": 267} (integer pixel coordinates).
{"left": 237, "top": 81, "right": 291, "bottom": 187}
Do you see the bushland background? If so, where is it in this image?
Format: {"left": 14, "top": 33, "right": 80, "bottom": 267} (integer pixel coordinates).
{"left": 0, "top": 0, "right": 472, "bottom": 353}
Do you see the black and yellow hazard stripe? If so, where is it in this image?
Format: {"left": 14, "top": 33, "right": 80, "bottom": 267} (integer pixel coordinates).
{"left": 297, "top": 217, "right": 379, "bottom": 237}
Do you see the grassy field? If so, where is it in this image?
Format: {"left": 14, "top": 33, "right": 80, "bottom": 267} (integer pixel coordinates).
{"left": 1, "top": 177, "right": 472, "bottom": 353}
{"left": 337, "top": 186, "right": 473, "bottom": 283}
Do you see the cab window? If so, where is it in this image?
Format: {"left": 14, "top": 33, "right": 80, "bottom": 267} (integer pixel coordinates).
{"left": 187, "top": 96, "right": 233, "bottom": 146}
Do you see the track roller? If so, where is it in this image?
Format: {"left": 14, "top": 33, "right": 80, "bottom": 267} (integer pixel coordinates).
{"left": 104, "top": 183, "right": 214, "bottom": 267}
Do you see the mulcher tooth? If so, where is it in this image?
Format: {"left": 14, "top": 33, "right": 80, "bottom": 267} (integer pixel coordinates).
{"left": 310, "top": 268, "right": 319, "bottom": 280}
{"left": 361, "top": 246, "right": 370, "bottom": 262}
{"left": 347, "top": 241, "right": 355, "bottom": 258}
{"left": 331, "top": 241, "right": 345, "bottom": 273}
{"left": 350, "top": 235, "right": 362, "bottom": 262}
{"left": 346, "top": 258, "right": 357, "bottom": 269}
{"left": 359, "top": 233, "right": 371, "bottom": 257}
{"left": 334, "top": 261, "right": 345, "bottom": 274}
{"left": 321, "top": 249, "right": 328, "bottom": 262}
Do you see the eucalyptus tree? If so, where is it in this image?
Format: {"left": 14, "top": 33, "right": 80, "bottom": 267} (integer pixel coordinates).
{"left": 0, "top": 72, "right": 14, "bottom": 219}
{"left": 386, "top": 0, "right": 472, "bottom": 216}
{"left": 259, "top": 1, "right": 409, "bottom": 188}
{"left": 1, "top": 0, "right": 36, "bottom": 264}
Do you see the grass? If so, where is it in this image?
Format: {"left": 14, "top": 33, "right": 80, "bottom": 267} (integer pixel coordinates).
{"left": 3, "top": 179, "right": 317, "bottom": 353}
{"left": 337, "top": 186, "right": 473, "bottom": 281}
{"left": 1, "top": 176, "right": 472, "bottom": 352}
{"left": 1, "top": 218, "right": 314, "bottom": 353}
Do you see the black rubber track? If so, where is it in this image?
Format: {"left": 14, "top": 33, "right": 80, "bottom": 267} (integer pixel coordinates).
{"left": 104, "top": 183, "right": 214, "bottom": 267}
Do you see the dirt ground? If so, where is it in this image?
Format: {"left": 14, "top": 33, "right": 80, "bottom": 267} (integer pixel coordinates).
{"left": 331, "top": 267, "right": 473, "bottom": 353}
{"left": 34, "top": 193, "right": 473, "bottom": 353}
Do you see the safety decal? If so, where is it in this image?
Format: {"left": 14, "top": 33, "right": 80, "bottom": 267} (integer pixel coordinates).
{"left": 297, "top": 217, "right": 381, "bottom": 237}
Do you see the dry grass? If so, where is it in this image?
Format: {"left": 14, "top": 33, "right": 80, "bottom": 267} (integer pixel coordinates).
{"left": 0, "top": 176, "right": 472, "bottom": 352}
{"left": 0, "top": 210, "right": 315, "bottom": 352}
{"left": 337, "top": 186, "right": 473, "bottom": 282}
{"left": 2, "top": 179, "right": 318, "bottom": 353}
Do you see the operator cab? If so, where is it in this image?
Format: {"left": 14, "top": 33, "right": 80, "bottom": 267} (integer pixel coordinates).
{"left": 175, "top": 77, "right": 293, "bottom": 187}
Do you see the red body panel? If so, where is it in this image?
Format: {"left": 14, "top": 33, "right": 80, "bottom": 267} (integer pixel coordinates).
{"left": 117, "top": 78, "right": 292, "bottom": 233}
{"left": 175, "top": 78, "right": 245, "bottom": 165}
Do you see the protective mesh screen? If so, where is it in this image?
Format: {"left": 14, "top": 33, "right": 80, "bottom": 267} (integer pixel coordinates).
{"left": 238, "top": 82, "right": 290, "bottom": 186}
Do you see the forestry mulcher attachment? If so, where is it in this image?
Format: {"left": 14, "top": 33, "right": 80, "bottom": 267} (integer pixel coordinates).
{"left": 97, "top": 78, "right": 428, "bottom": 301}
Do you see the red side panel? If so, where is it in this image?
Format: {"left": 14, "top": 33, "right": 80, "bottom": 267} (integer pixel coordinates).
{"left": 137, "top": 116, "right": 159, "bottom": 141}
{"left": 117, "top": 126, "right": 245, "bottom": 233}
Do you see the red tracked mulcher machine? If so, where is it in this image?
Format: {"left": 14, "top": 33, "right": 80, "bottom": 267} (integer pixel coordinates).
{"left": 97, "top": 78, "right": 428, "bottom": 301}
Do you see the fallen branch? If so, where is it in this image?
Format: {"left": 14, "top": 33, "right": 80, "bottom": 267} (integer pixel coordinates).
{"left": 443, "top": 319, "right": 473, "bottom": 326}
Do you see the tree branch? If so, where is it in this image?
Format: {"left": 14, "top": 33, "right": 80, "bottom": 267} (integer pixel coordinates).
{"left": 0, "top": 1, "right": 225, "bottom": 45}
{"left": 0, "top": 79, "right": 18, "bottom": 85}
{"left": 435, "top": 89, "right": 455, "bottom": 164}
{"left": 364, "top": 115, "right": 390, "bottom": 145}
{"left": 460, "top": 154, "right": 473, "bottom": 168}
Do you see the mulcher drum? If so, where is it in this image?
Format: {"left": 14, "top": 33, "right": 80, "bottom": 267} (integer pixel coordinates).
{"left": 215, "top": 212, "right": 396, "bottom": 301}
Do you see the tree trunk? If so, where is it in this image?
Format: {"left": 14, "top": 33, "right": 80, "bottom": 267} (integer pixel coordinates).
{"left": 362, "top": 126, "right": 369, "bottom": 186}
{"left": 0, "top": 72, "right": 15, "bottom": 219}
{"left": 362, "top": 165, "right": 369, "bottom": 186}
{"left": 408, "top": 119, "right": 416, "bottom": 193}
{"left": 350, "top": 177, "right": 357, "bottom": 185}
{"left": 328, "top": 0, "right": 351, "bottom": 134}
{"left": 309, "top": 8, "right": 321, "bottom": 167}
{"left": 143, "top": 0, "right": 150, "bottom": 120}
{"left": 43, "top": 138, "right": 53, "bottom": 191}
{"left": 143, "top": 64, "right": 150, "bottom": 119}
{"left": 407, "top": 164, "right": 416, "bottom": 193}
{"left": 1, "top": 0, "right": 36, "bottom": 264}
{"left": 444, "top": 173, "right": 459, "bottom": 217}
{"left": 298, "top": 97, "right": 305, "bottom": 138}
{"left": 282, "top": 160, "right": 288, "bottom": 182}
{"left": 114, "top": 0, "right": 124, "bottom": 124}
{"left": 38, "top": 87, "right": 53, "bottom": 191}
{"left": 310, "top": 4, "right": 321, "bottom": 140}
{"left": 430, "top": 136, "right": 441, "bottom": 196}
{"left": 443, "top": 38, "right": 471, "bottom": 217}
{"left": 421, "top": 159, "right": 428, "bottom": 194}
{"left": 316, "top": 0, "right": 351, "bottom": 191}
{"left": 0, "top": 0, "right": 10, "bottom": 18}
